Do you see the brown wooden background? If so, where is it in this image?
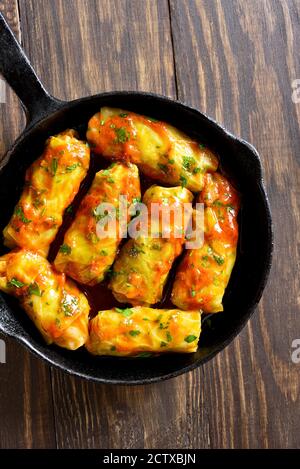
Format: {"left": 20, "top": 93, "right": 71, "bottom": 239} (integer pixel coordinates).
{"left": 0, "top": 0, "right": 299, "bottom": 449}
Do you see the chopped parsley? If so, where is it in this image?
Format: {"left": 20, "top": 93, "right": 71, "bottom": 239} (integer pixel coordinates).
{"left": 148, "top": 117, "right": 158, "bottom": 122}
{"left": 157, "top": 163, "right": 168, "bottom": 173}
{"left": 128, "top": 245, "right": 145, "bottom": 257}
{"left": 65, "top": 163, "right": 79, "bottom": 172}
{"left": 182, "top": 155, "right": 195, "bottom": 172}
{"left": 100, "top": 250, "right": 108, "bottom": 256}
{"left": 66, "top": 204, "right": 73, "bottom": 214}
{"left": 15, "top": 206, "right": 31, "bottom": 224}
{"left": 190, "top": 289, "right": 196, "bottom": 297}
{"left": 184, "top": 335, "right": 197, "bottom": 343}
{"left": 62, "top": 296, "right": 78, "bottom": 317}
{"left": 111, "top": 345, "right": 116, "bottom": 351}
{"left": 129, "top": 330, "right": 141, "bottom": 337}
{"left": 166, "top": 331, "right": 172, "bottom": 342}
{"left": 160, "top": 341, "right": 167, "bottom": 347}
{"left": 213, "top": 254, "right": 224, "bottom": 265}
{"left": 119, "top": 113, "right": 128, "bottom": 117}
{"left": 28, "top": 282, "right": 42, "bottom": 297}
{"left": 114, "top": 127, "right": 130, "bottom": 143}
{"left": 136, "top": 352, "right": 153, "bottom": 358}
{"left": 51, "top": 158, "right": 58, "bottom": 176}
{"left": 115, "top": 307, "right": 133, "bottom": 317}
{"left": 132, "top": 197, "right": 141, "bottom": 204}
{"left": 180, "top": 174, "right": 188, "bottom": 187}
{"left": 193, "top": 167, "right": 201, "bottom": 174}
{"left": 7, "top": 278, "right": 26, "bottom": 288}
{"left": 59, "top": 244, "right": 71, "bottom": 255}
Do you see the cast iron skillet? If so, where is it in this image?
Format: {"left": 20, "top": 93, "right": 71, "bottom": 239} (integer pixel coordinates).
{"left": 0, "top": 14, "right": 273, "bottom": 384}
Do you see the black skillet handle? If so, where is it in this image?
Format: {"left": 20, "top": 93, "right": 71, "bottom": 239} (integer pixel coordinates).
{"left": 0, "top": 13, "right": 63, "bottom": 124}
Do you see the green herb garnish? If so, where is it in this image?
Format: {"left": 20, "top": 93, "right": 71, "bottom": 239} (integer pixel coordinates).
{"left": 15, "top": 206, "right": 31, "bottom": 224}
{"left": 51, "top": 158, "right": 58, "bottom": 176}
{"left": 184, "top": 335, "right": 197, "bottom": 343}
{"left": 65, "top": 163, "right": 79, "bottom": 172}
{"left": 180, "top": 174, "right": 188, "bottom": 187}
{"left": 7, "top": 278, "right": 26, "bottom": 288}
{"left": 114, "top": 127, "right": 130, "bottom": 143}
{"left": 213, "top": 254, "right": 224, "bottom": 265}
{"left": 157, "top": 163, "right": 168, "bottom": 173}
{"left": 28, "top": 282, "right": 42, "bottom": 297}
{"left": 129, "top": 330, "right": 141, "bottom": 337}
{"left": 115, "top": 307, "right": 133, "bottom": 317}
{"left": 182, "top": 155, "right": 195, "bottom": 172}
{"left": 166, "top": 331, "right": 172, "bottom": 342}
{"left": 59, "top": 244, "right": 71, "bottom": 255}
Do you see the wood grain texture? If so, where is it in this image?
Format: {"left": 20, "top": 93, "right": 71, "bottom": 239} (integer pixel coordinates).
{"left": 0, "top": 0, "right": 56, "bottom": 449}
{"left": 0, "top": 0, "right": 299, "bottom": 449}
{"left": 170, "top": 0, "right": 300, "bottom": 448}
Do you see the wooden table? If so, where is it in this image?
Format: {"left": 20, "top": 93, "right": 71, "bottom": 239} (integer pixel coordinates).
{"left": 0, "top": 0, "right": 299, "bottom": 449}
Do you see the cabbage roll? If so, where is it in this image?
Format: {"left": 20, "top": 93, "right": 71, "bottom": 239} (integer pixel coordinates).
{"left": 172, "top": 172, "right": 240, "bottom": 313}
{"left": 3, "top": 130, "right": 90, "bottom": 256}
{"left": 0, "top": 249, "right": 90, "bottom": 350}
{"left": 86, "top": 107, "right": 218, "bottom": 192}
{"left": 110, "top": 185, "right": 193, "bottom": 305}
{"left": 86, "top": 306, "right": 201, "bottom": 356}
{"left": 54, "top": 162, "right": 141, "bottom": 285}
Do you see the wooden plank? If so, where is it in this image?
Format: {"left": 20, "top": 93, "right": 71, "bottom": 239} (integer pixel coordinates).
{"left": 17, "top": 0, "right": 199, "bottom": 449}
{"left": 0, "top": 0, "right": 56, "bottom": 449}
{"left": 170, "top": 0, "right": 300, "bottom": 448}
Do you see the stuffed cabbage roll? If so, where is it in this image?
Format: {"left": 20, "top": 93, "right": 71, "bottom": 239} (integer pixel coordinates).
{"left": 172, "top": 172, "right": 240, "bottom": 313}
{"left": 86, "top": 306, "right": 201, "bottom": 356}
{"left": 0, "top": 249, "right": 90, "bottom": 350}
{"left": 54, "top": 162, "right": 141, "bottom": 286}
{"left": 110, "top": 185, "right": 193, "bottom": 305}
{"left": 3, "top": 130, "right": 90, "bottom": 256}
{"left": 86, "top": 107, "right": 218, "bottom": 192}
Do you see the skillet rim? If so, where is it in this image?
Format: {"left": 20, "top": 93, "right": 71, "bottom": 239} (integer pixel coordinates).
{"left": 0, "top": 90, "right": 274, "bottom": 384}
